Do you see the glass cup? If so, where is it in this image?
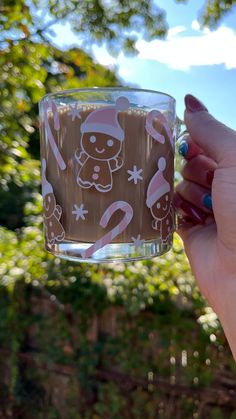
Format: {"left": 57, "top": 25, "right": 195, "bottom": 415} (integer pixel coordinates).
{"left": 39, "top": 87, "right": 179, "bottom": 263}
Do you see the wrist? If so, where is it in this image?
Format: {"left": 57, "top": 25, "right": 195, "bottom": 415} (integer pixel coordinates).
{"left": 218, "top": 311, "right": 236, "bottom": 361}
{"left": 213, "top": 285, "right": 236, "bottom": 361}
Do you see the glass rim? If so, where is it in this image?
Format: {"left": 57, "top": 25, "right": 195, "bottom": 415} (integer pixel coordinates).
{"left": 39, "top": 86, "right": 175, "bottom": 105}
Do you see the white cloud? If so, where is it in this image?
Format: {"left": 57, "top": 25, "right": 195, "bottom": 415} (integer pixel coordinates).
{"left": 167, "top": 25, "right": 186, "bottom": 39}
{"left": 191, "top": 20, "right": 200, "bottom": 31}
{"left": 92, "top": 23, "right": 236, "bottom": 73}
{"left": 92, "top": 46, "right": 132, "bottom": 79}
{"left": 92, "top": 45, "right": 117, "bottom": 67}
{"left": 118, "top": 66, "right": 133, "bottom": 78}
{"left": 136, "top": 24, "right": 236, "bottom": 71}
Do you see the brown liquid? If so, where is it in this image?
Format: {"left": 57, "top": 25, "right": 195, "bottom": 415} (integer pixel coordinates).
{"left": 40, "top": 106, "right": 174, "bottom": 243}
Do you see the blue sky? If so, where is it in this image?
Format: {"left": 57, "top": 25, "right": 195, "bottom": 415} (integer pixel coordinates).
{"left": 48, "top": 0, "right": 236, "bottom": 129}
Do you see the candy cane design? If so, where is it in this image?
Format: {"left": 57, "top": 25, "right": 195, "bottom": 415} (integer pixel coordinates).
{"left": 43, "top": 100, "right": 66, "bottom": 170}
{"left": 145, "top": 110, "right": 174, "bottom": 149}
{"left": 50, "top": 99, "right": 60, "bottom": 131}
{"left": 81, "top": 201, "right": 133, "bottom": 259}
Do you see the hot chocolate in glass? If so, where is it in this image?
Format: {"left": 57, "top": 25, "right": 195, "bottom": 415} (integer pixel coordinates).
{"left": 39, "top": 88, "right": 177, "bottom": 262}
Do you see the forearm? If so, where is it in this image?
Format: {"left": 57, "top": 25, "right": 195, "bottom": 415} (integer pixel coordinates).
{"left": 213, "top": 280, "right": 236, "bottom": 361}
{"left": 218, "top": 302, "right": 236, "bottom": 361}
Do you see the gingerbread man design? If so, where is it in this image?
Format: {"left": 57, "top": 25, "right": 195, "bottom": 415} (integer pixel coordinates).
{"left": 75, "top": 96, "right": 129, "bottom": 193}
{"left": 42, "top": 159, "right": 65, "bottom": 245}
{"left": 146, "top": 157, "right": 174, "bottom": 244}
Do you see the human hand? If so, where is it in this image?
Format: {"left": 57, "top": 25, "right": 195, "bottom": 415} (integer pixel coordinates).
{"left": 174, "top": 94, "right": 236, "bottom": 359}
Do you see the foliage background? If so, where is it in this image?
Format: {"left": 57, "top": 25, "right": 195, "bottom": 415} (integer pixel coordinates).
{"left": 1, "top": 0, "right": 236, "bottom": 417}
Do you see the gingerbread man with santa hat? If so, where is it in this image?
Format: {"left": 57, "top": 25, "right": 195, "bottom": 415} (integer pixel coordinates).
{"left": 75, "top": 96, "right": 129, "bottom": 193}
{"left": 146, "top": 157, "right": 174, "bottom": 244}
{"left": 42, "top": 159, "right": 65, "bottom": 245}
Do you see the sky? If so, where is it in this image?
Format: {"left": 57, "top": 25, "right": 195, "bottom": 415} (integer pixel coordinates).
{"left": 48, "top": 0, "right": 236, "bottom": 129}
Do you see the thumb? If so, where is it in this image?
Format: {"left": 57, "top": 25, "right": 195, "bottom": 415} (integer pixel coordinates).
{"left": 184, "top": 94, "right": 236, "bottom": 166}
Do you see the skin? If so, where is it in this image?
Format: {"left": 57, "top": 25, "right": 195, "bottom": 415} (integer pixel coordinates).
{"left": 81, "top": 132, "right": 122, "bottom": 160}
{"left": 175, "top": 97, "right": 236, "bottom": 360}
{"left": 151, "top": 193, "right": 170, "bottom": 220}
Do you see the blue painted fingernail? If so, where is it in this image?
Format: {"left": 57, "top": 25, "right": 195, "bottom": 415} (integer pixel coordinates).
{"left": 202, "top": 194, "right": 212, "bottom": 210}
{"left": 178, "top": 141, "right": 189, "bottom": 157}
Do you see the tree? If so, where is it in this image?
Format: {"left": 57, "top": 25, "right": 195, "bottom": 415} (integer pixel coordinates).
{"left": 0, "top": 1, "right": 167, "bottom": 52}
{"left": 177, "top": 0, "right": 236, "bottom": 26}
{"left": 0, "top": 0, "right": 234, "bottom": 259}
{"left": 201, "top": 0, "right": 236, "bottom": 26}
{"left": 0, "top": 0, "right": 170, "bottom": 229}
{"left": 0, "top": 1, "right": 235, "bottom": 416}
{"left": 0, "top": 42, "right": 120, "bottom": 228}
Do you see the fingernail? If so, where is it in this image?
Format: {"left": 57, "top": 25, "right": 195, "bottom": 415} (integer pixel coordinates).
{"left": 173, "top": 193, "right": 207, "bottom": 224}
{"left": 185, "top": 94, "right": 208, "bottom": 113}
{"left": 202, "top": 194, "right": 212, "bottom": 210}
{"left": 178, "top": 141, "right": 189, "bottom": 157}
{"left": 206, "top": 170, "right": 214, "bottom": 186}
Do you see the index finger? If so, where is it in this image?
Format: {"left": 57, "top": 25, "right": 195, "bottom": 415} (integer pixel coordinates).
{"left": 178, "top": 133, "right": 204, "bottom": 160}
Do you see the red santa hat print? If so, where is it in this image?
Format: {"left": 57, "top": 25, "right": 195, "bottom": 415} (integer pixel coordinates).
{"left": 146, "top": 157, "right": 170, "bottom": 208}
{"left": 80, "top": 96, "right": 129, "bottom": 141}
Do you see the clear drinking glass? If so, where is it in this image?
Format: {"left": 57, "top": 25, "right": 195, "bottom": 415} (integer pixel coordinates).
{"left": 39, "top": 87, "right": 178, "bottom": 263}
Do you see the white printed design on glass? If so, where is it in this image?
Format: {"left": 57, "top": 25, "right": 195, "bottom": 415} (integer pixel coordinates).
{"left": 127, "top": 165, "right": 143, "bottom": 184}
{"left": 75, "top": 96, "right": 129, "bottom": 193}
{"left": 43, "top": 100, "right": 66, "bottom": 170}
{"left": 72, "top": 203, "right": 88, "bottom": 221}
{"left": 146, "top": 157, "right": 174, "bottom": 244}
{"left": 42, "top": 159, "right": 65, "bottom": 245}
{"left": 145, "top": 110, "right": 174, "bottom": 150}
{"left": 81, "top": 200, "right": 133, "bottom": 258}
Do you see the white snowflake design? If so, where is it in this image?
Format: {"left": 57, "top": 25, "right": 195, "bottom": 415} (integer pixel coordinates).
{"left": 127, "top": 165, "right": 143, "bottom": 184}
{"left": 68, "top": 105, "right": 82, "bottom": 121}
{"left": 131, "top": 234, "right": 145, "bottom": 248}
{"left": 72, "top": 204, "right": 88, "bottom": 221}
